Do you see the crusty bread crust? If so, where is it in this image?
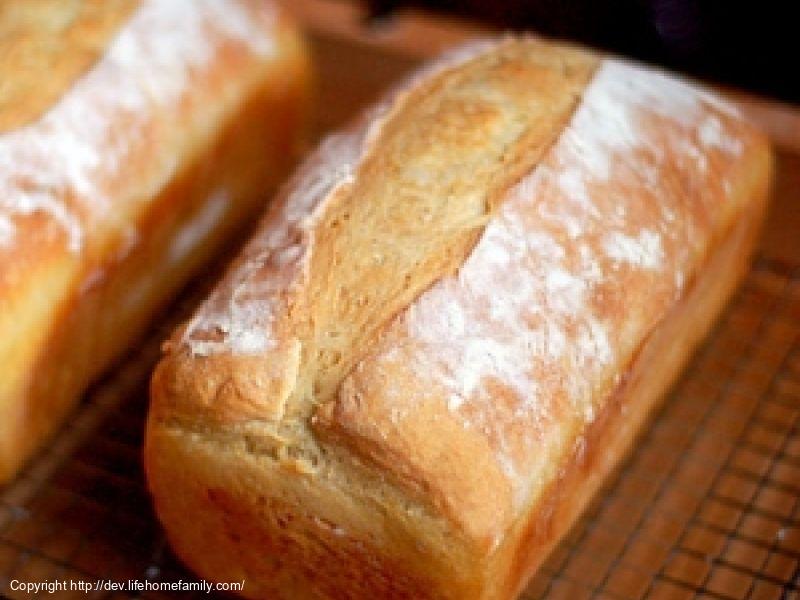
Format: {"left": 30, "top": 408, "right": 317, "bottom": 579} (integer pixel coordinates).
{"left": 0, "top": 0, "right": 139, "bottom": 132}
{"left": 0, "top": 0, "right": 311, "bottom": 482}
{"left": 492, "top": 178, "right": 769, "bottom": 599}
{"left": 147, "top": 39, "right": 771, "bottom": 599}
{"left": 321, "top": 59, "right": 771, "bottom": 550}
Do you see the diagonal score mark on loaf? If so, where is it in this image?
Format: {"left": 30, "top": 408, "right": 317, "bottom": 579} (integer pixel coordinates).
{"left": 310, "top": 56, "right": 757, "bottom": 553}
{"left": 148, "top": 39, "right": 766, "bottom": 598}
{"left": 176, "top": 39, "right": 598, "bottom": 449}
{"left": 304, "top": 41, "right": 598, "bottom": 409}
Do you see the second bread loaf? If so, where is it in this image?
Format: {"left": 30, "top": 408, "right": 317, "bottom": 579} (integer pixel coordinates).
{"left": 0, "top": 0, "right": 311, "bottom": 482}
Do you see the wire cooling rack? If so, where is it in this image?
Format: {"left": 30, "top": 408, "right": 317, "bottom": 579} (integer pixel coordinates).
{"left": 1, "top": 258, "right": 798, "bottom": 600}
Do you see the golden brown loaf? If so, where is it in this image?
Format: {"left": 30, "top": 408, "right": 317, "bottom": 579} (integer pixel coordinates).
{"left": 146, "top": 38, "right": 771, "bottom": 599}
{"left": 0, "top": 0, "right": 311, "bottom": 482}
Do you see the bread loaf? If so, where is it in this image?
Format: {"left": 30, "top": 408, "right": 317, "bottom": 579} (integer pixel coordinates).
{"left": 0, "top": 0, "right": 310, "bottom": 482}
{"left": 146, "top": 38, "right": 771, "bottom": 599}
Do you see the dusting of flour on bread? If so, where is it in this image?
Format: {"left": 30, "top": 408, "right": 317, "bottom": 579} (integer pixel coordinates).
{"left": 603, "top": 229, "right": 664, "bottom": 270}
{"left": 0, "top": 0, "right": 276, "bottom": 255}
{"left": 182, "top": 40, "right": 503, "bottom": 357}
{"left": 183, "top": 128, "right": 369, "bottom": 357}
{"left": 0, "top": 215, "right": 13, "bottom": 247}
{"left": 178, "top": 39, "right": 747, "bottom": 520}
{"left": 346, "top": 57, "right": 748, "bottom": 509}
{"left": 168, "top": 188, "right": 231, "bottom": 265}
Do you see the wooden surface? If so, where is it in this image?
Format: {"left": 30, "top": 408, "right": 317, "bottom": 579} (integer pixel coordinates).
{"left": 0, "top": 2, "right": 798, "bottom": 599}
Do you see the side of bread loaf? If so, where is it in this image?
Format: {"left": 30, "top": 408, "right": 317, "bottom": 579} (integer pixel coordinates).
{"left": 147, "top": 38, "right": 770, "bottom": 599}
{"left": 0, "top": 0, "right": 311, "bottom": 482}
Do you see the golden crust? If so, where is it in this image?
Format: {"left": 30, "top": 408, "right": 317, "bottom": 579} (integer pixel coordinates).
{"left": 0, "top": 0, "right": 139, "bottom": 132}
{"left": 147, "top": 39, "right": 771, "bottom": 599}
{"left": 0, "top": 0, "right": 311, "bottom": 481}
{"left": 318, "top": 62, "right": 771, "bottom": 549}
{"left": 491, "top": 182, "right": 769, "bottom": 599}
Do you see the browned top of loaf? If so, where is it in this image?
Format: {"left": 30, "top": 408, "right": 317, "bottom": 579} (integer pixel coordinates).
{"left": 167, "top": 38, "right": 770, "bottom": 552}
{"left": 319, "top": 59, "right": 770, "bottom": 548}
{"left": 0, "top": 0, "right": 285, "bottom": 266}
{"left": 0, "top": 0, "right": 298, "bottom": 397}
{"left": 0, "top": 0, "right": 139, "bottom": 133}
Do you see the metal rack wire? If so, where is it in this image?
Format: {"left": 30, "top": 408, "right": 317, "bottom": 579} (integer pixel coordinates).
{"left": 1, "top": 258, "right": 798, "bottom": 599}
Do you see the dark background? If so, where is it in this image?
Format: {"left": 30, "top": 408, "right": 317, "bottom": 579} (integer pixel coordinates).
{"left": 366, "top": 0, "right": 798, "bottom": 104}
